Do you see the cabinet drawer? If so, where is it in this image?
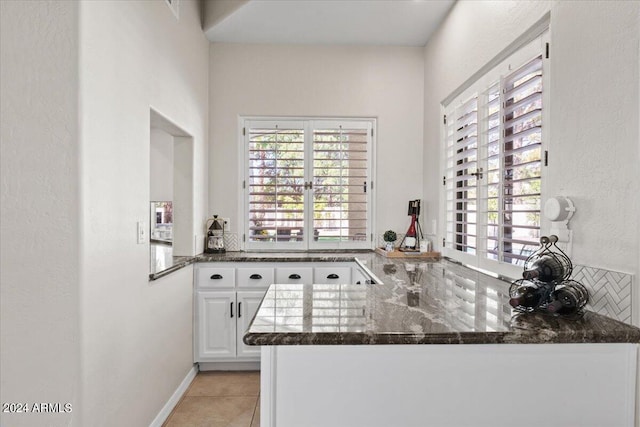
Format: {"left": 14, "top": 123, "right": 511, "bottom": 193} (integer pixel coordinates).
{"left": 275, "top": 267, "right": 313, "bottom": 284}
{"left": 313, "top": 266, "right": 352, "bottom": 284}
{"left": 237, "top": 267, "right": 275, "bottom": 289}
{"left": 196, "top": 267, "right": 236, "bottom": 289}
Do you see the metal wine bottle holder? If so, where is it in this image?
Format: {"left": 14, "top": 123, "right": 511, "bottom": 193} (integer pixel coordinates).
{"left": 509, "top": 235, "right": 589, "bottom": 316}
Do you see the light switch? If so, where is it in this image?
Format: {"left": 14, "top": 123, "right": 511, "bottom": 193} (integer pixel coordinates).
{"left": 137, "top": 221, "right": 147, "bottom": 244}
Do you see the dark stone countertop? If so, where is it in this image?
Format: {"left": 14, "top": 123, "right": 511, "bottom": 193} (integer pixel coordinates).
{"left": 197, "top": 250, "right": 374, "bottom": 263}
{"left": 150, "top": 249, "right": 640, "bottom": 345}
{"left": 149, "top": 249, "right": 373, "bottom": 280}
{"left": 241, "top": 254, "right": 640, "bottom": 345}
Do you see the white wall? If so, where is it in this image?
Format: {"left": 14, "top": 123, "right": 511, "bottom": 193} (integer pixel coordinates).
{"left": 77, "top": 0, "right": 208, "bottom": 426}
{"left": 202, "top": 0, "right": 250, "bottom": 33}
{"left": 423, "top": 0, "right": 639, "bottom": 275}
{"left": 150, "top": 128, "right": 174, "bottom": 202}
{"left": 1, "top": 2, "right": 80, "bottom": 426}
{"left": 209, "top": 43, "right": 425, "bottom": 239}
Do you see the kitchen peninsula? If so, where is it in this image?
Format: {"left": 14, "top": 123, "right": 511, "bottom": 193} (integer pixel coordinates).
{"left": 244, "top": 256, "right": 640, "bottom": 427}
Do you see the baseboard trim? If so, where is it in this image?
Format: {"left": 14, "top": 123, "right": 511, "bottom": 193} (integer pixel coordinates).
{"left": 198, "top": 361, "right": 260, "bottom": 371}
{"left": 149, "top": 364, "right": 197, "bottom": 427}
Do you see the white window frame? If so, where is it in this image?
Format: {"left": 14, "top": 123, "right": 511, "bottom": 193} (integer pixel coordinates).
{"left": 238, "top": 117, "right": 376, "bottom": 251}
{"left": 440, "top": 28, "right": 550, "bottom": 280}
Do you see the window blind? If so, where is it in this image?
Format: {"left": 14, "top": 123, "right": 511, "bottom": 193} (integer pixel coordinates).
{"left": 244, "top": 119, "right": 374, "bottom": 250}
{"left": 444, "top": 96, "right": 479, "bottom": 255}
{"left": 312, "top": 127, "right": 369, "bottom": 243}
{"left": 496, "top": 55, "right": 543, "bottom": 264}
{"left": 247, "top": 125, "right": 305, "bottom": 243}
{"left": 443, "top": 31, "right": 546, "bottom": 276}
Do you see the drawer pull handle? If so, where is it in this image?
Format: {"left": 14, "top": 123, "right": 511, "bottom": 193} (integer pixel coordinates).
{"left": 289, "top": 274, "right": 301, "bottom": 280}
{"left": 238, "top": 302, "right": 242, "bottom": 317}
{"left": 210, "top": 274, "right": 223, "bottom": 280}
{"left": 250, "top": 274, "right": 262, "bottom": 280}
{"left": 230, "top": 302, "right": 234, "bottom": 318}
{"left": 327, "top": 274, "right": 339, "bottom": 279}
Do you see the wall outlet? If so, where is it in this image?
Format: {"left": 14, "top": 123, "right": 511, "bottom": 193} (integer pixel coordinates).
{"left": 137, "top": 221, "right": 147, "bottom": 244}
{"left": 222, "top": 217, "right": 230, "bottom": 232}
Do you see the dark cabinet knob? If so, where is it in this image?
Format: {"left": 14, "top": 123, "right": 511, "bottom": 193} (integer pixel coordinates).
{"left": 289, "top": 274, "right": 301, "bottom": 280}
{"left": 230, "top": 302, "right": 234, "bottom": 318}
{"left": 238, "top": 302, "right": 242, "bottom": 317}
{"left": 250, "top": 274, "right": 262, "bottom": 280}
{"left": 327, "top": 274, "right": 339, "bottom": 279}
{"left": 210, "top": 274, "right": 223, "bottom": 280}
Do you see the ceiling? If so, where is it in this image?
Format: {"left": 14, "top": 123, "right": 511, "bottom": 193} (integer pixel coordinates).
{"left": 204, "top": 0, "right": 456, "bottom": 47}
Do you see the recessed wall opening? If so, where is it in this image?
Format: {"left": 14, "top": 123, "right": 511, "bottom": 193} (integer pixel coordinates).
{"left": 150, "top": 109, "right": 194, "bottom": 274}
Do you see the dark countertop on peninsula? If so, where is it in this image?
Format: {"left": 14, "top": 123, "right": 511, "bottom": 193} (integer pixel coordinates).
{"left": 150, "top": 249, "right": 640, "bottom": 345}
{"left": 240, "top": 253, "right": 640, "bottom": 345}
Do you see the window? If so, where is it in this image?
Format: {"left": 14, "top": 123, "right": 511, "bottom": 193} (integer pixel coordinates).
{"left": 442, "top": 31, "right": 548, "bottom": 278}
{"left": 242, "top": 118, "right": 375, "bottom": 250}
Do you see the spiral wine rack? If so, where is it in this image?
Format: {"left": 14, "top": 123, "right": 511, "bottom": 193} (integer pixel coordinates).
{"left": 509, "top": 235, "right": 589, "bottom": 317}
{"left": 523, "top": 235, "right": 573, "bottom": 281}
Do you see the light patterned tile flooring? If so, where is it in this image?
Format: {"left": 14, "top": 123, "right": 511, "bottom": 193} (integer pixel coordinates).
{"left": 163, "top": 371, "right": 260, "bottom": 427}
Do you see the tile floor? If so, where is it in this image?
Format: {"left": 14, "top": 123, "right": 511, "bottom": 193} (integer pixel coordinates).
{"left": 163, "top": 371, "right": 260, "bottom": 427}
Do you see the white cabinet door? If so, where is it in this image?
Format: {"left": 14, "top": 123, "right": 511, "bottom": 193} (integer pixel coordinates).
{"left": 198, "top": 291, "right": 236, "bottom": 359}
{"left": 236, "top": 291, "right": 265, "bottom": 359}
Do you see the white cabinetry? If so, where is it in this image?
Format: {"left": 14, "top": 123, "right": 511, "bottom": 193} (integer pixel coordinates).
{"left": 196, "top": 290, "right": 266, "bottom": 361}
{"left": 195, "top": 260, "right": 373, "bottom": 369}
{"left": 196, "top": 267, "right": 235, "bottom": 289}
{"left": 195, "top": 263, "right": 272, "bottom": 366}
{"left": 260, "top": 344, "right": 638, "bottom": 427}
{"left": 313, "top": 266, "right": 351, "bottom": 284}
{"left": 352, "top": 267, "right": 369, "bottom": 284}
{"left": 237, "top": 267, "right": 274, "bottom": 288}
{"left": 236, "top": 291, "right": 265, "bottom": 358}
{"left": 275, "top": 266, "right": 313, "bottom": 284}
{"left": 197, "top": 291, "right": 235, "bottom": 359}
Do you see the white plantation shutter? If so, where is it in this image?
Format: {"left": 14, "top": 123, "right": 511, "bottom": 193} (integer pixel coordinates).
{"left": 244, "top": 119, "right": 374, "bottom": 250}
{"left": 482, "top": 82, "right": 502, "bottom": 262}
{"left": 246, "top": 122, "right": 306, "bottom": 247}
{"left": 497, "top": 56, "right": 543, "bottom": 264}
{"left": 443, "top": 30, "right": 547, "bottom": 277}
{"left": 444, "top": 96, "right": 479, "bottom": 261}
{"left": 311, "top": 123, "right": 371, "bottom": 248}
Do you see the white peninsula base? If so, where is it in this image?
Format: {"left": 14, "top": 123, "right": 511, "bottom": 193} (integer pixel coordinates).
{"left": 260, "top": 344, "right": 638, "bottom": 427}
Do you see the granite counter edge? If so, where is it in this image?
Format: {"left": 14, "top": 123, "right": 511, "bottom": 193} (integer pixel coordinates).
{"left": 243, "top": 329, "right": 640, "bottom": 346}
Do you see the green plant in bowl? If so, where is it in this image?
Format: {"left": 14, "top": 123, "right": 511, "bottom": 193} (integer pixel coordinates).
{"left": 383, "top": 230, "right": 397, "bottom": 251}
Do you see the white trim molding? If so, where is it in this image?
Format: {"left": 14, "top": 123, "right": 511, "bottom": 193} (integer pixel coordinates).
{"left": 148, "top": 365, "right": 197, "bottom": 427}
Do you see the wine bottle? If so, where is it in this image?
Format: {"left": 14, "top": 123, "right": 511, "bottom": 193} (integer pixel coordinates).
{"left": 509, "top": 281, "right": 554, "bottom": 309}
{"left": 404, "top": 214, "right": 417, "bottom": 249}
{"left": 522, "top": 255, "right": 565, "bottom": 282}
{"left": 547, "top": 282, "right": 589, "bottom": 315}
